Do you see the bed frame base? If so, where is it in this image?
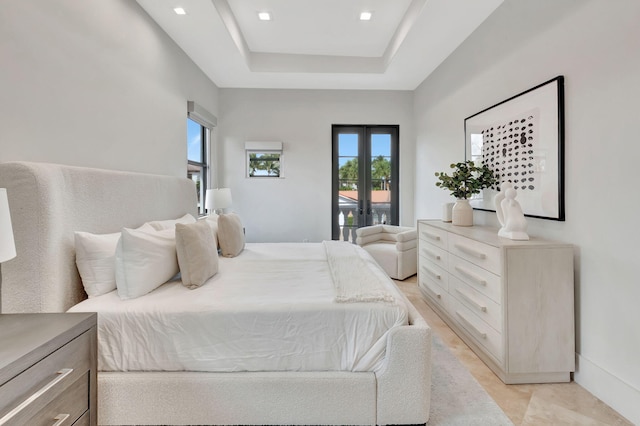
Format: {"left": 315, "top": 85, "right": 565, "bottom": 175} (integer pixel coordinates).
{"left": 0, "top": 162, "right": 431, "bottom": 426}
{"left": 99, "top": 371, "right": 376, "bottom": 425}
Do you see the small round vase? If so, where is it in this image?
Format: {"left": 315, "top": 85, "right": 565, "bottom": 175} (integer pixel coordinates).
{"left": 452, "top": 199, "right": 473, "bottom": 227}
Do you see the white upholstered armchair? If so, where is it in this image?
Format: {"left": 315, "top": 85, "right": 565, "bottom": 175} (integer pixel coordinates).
{"left": 355, "top": 225, "right": 418, "bottom": 280}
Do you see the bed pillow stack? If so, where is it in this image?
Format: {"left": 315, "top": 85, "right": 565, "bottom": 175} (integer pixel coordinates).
{"left": 115, "top": 224, "right": 179, "bottom": 300}
{"left": 74, "top": 212, "right": 223, "bottom": 300}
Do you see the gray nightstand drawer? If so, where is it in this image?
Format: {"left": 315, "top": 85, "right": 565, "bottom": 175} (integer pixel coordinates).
{"left": 25, "top": 372, "right": 89, "bottom": 426}
{"left": 0, "top": 314, "right": 96, "bottom": 426}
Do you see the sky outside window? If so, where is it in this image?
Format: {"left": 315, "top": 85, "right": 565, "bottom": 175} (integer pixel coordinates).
{"left": 187, "top": 118, "right": 202, "bottom": 162}
{"left": 338, "top": 133, "right": 391, "bottom": 166}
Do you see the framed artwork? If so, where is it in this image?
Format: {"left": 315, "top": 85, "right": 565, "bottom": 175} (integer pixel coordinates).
{"left": 465, "top": 76, "right": 565, "bottom": 221}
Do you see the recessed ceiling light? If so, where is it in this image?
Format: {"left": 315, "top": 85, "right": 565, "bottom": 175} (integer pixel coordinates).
{"left": 174, "top": 7, "right": 186, "bottom": 15}
{"left": 258, "top": 12, "right": 271, "bottom": 21}
{"left": 360, "top": 12, "right": 372, "bottom": 21}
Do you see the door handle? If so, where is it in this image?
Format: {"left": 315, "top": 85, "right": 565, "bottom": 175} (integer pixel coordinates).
{"left": 367, "top": 200, "right": 372, "bottom": 215}
{"left": 358, "top": 200, "right": 363, "bottom": 216}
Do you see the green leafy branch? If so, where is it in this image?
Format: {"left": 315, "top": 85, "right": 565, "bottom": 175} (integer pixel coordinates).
{"left": 435, "top": 160, "right": 497, "bottom": 200}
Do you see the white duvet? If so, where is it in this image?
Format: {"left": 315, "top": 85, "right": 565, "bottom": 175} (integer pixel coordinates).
{"left": 68, "top": 243, "right": 408, "bottom": 373}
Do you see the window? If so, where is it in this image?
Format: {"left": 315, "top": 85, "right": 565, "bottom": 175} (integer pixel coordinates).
{"left": 187, "top": 101, "right": 217, "bottom": 215}
{"left": 187, "top": 118, "right": 208, "bottom": 214}
{"left": 245, "top": 141, "right": 283, "bottom": 178}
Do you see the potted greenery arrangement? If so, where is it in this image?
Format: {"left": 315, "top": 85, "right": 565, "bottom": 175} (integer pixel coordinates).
{"left": 435, "top": 160, "right": 497, "bottom": 226}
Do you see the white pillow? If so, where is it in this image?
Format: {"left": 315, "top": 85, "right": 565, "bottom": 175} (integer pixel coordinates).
{"left": 75, "top": 231, "right": 121, "bottom": 297}
{"left": 175, "top": 221, "right": 219, "bottom": 289}
{"left": 147, "top": 213, "right": 196, "bottom": 231}
{"left": 115, "top": 227, "right": 179, "bottom": 300}
{"left": 74, "top": 223, "right": 156, "bottom": 298}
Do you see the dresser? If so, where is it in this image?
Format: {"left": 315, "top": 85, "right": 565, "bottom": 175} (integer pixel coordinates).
{"left": 0, "top": 313, "right": 97, "bottom": 425}
{"left": 417, "top": 220, "right": 574, "bottom": 384}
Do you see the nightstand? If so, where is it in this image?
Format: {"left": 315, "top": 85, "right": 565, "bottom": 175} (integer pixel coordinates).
{"left": 0, "top": 313, "right": 97, "bottom": 425}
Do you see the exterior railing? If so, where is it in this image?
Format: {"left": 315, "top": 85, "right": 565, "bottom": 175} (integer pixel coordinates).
{"left": 338, "top": 205, "right": 391, "bottom": 243}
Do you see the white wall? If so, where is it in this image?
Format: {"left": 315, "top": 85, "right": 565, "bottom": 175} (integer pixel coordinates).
{"left": 0, "top": 0, "right": 219, "bottom": 177}
{"left": 414, "top": 0, "right": 640, "bottom": 422}
{"left": 4, "top": 1, "right": 637, "bottom": 420}
{"left": 217, "top": 89, "right": 414, "bottom": 242}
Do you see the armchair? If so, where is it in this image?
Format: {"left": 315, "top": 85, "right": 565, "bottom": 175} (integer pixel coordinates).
{"left": 355, "top": 225, "right": 417, "bottom": 280}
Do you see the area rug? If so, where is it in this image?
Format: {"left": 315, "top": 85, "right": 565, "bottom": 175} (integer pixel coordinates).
{"left": 428, "top": 333, "right": 514, "bottom": 425}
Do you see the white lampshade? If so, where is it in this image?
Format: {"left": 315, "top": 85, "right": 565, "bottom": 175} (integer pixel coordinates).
{"left": 205, "top": 189, "right": 215, "bottom": 211}
{"left": 205, "top": 188, "right": 232, "bottom": 213}
{"left": 0, "top": 188, "right": 16, "bottom": 263}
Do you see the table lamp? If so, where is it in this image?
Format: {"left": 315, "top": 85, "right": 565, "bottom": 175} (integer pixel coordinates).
{"left": 205, "top": 188, "right": 232, "bottom": 215}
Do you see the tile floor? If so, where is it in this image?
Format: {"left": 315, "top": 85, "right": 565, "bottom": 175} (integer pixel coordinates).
{"left": 395, "top": 276, "right": 633, "bottom": 426}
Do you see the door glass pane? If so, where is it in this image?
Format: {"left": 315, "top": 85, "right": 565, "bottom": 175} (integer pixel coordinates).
{"left": 338, "top": 133, "right": 359, "bottom": 242}
{"left": 370, "top": 133, "right": 391, "bottom": 224}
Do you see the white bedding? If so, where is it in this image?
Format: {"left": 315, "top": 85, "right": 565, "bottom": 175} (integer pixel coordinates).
{"left": 68, "top": 242, "right": 408, "bottom": 373}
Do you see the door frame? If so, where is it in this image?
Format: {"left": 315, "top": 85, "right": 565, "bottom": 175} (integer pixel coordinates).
{"left": 331, "top": 124, "right": 399, "bottom": 241}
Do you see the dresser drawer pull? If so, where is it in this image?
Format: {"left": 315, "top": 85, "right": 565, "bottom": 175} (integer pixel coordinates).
{"left": 421, "top": 247, "right": 441, "bottom": 260}
{"left": 423, "top": 284, "right": 442, "bottom": 300}
{"left": 455, "top": 288, "right": 487, "bottom": 312}
{"left": 52, "top": 414, "right": 70, "bottom": 426}
{"left": 456, "top": 312, "right": 487, "bottom": 339}
{"left": 454, "top": 266, "right": 487, "bottom": 286}
{"left": 454, "top": 243, "right": 487, "bottom": 259}
{"left": 421, "top": 265, "right": 441, "bottom": 281}
{"left": 0, "top": 368, "right": 74, "bottom": 426}
{"left": 421, "top": 231, "right": 441, "bottom": 241}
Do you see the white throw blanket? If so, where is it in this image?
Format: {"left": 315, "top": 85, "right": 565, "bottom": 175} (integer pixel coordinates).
{"left": 323, "top": 240, "right": 396, "bottom": 304}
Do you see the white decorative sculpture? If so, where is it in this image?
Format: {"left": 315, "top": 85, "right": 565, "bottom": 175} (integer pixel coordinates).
{"left": 498, "top": 188, "right": 529, "bottom": 240}
{"left": 495, "top": 182, "right": 513, "bottom": 230}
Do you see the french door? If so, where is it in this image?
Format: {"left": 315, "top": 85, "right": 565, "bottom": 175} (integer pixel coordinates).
{"left": 332, "top": 125, "right": 399, "bottom": 242}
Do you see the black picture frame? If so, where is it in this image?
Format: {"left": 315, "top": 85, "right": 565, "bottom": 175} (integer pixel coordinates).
{"left": 464, "top": 76, "right": 565, "bottom": 221}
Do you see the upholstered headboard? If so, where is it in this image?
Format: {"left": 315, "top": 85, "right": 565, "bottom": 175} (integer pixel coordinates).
{"left": 0, "top": 162, "right": 198, "bottom": 313}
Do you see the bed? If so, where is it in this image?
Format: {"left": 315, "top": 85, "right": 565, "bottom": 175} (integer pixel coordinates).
{"left": 0, "top": 161, "right": 431, "bottom": 426}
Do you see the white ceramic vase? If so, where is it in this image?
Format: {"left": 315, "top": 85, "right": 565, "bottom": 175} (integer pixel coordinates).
{"left": 442, "top": 202, "right": 455, "bottom": 222}
{"left": 452, "top": 199, "right": 473, "bottom": 227}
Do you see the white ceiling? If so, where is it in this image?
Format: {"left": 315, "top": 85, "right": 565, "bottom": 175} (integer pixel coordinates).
{"left": 136, "top": 0, "right": 504, "bottom": 90}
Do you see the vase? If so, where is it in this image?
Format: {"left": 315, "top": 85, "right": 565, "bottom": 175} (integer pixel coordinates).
{"left": 442, "top": 202, "right": 454, "bottom": 222}
{"left": 452, "top": 199, "right": 473, "bottom": 226}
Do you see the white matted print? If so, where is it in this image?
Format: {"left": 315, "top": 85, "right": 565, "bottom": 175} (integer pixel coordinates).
{"left": 465, "top": 76, "right": 565, "bottom": 221}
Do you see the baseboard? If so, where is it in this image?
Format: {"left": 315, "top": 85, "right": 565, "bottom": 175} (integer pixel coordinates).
{"left": 574, "top": 353, "right": 639, "bottom": 425}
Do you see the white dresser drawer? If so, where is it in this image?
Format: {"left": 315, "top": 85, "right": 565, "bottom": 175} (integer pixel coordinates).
{"left": 419, "top": 259, "right": 449, "bottom": 291}
{"left": 419, "top": 243, "right": 448, "bottom": 269}
{"left": 418, "top": 224, "right": 448, "bottom": 251}
{"left": 449, "top": 275, "right": 502, "bottom": 333}
{"left": 450, "top": 298, "right": 504, "bottom": 363}
{"left": 449, "top": 233, "right": 501, "bottom": 275}
{"left": 418, "top": 277, "right": 448, "bottom": 312}
{"left": 449, "top": 255, "right": 502, "bottom": 304}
